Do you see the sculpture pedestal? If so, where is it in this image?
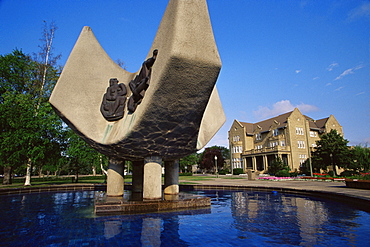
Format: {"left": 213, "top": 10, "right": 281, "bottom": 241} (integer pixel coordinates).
{"left": 164, "top": 160, "right": 179, "bottom": 195}
{"left": 106, "top": 158, "right": 124, "bottom": 197}
{"left": 95, "top": 192, "right": 211, "bottom": 215}
{"left": 143, "top": 156, "right": 162, "bottom": 200}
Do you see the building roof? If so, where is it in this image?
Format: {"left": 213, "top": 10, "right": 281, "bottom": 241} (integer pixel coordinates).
{"left": 238, "top": 109, "right": 328, "bottom": 134}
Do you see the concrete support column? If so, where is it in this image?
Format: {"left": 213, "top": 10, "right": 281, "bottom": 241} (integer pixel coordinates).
{"left": 242, "top": 157, "right": 246, "bottom": 172}
{"left": 107, "top": 158, "right": 124, "bottom": 197}
{"left": 263, "top": 155, "right": 268, "bottom": 171}
{"left": 143, "top": 156, "right": 162, "bottom": 200}
{"left": 132, "top": 160, "right": 144, "bottom": 193}
{"left": 252, "top": 156, "right": 257, "bottom": 171}
{"left": 164, "top": 160, "right": 179, "bottom": 195}
{"left": 287, "top": 154, "right": 293, "bottom": 170}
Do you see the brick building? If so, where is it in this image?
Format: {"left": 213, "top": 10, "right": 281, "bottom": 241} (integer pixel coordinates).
{"left": 228, "top": 108, "right": 342, "bottom": 173}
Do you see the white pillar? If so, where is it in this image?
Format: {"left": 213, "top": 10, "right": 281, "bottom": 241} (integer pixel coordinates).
{"left": 263, "top": 155, "right": 268, "bottom": 171}
{"left": 107, "top": 158, "right": 124, "bottom": 197}
{"left": 143, "top": 156, "right": 162, "bottom": 200}
{"left": 164, "top": 160, "right": 179, "bottom": 195}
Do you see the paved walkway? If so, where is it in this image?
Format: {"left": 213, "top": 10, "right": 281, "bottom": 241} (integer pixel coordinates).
{"left": 179, "top": 176, "right": 370, "bottom": 203}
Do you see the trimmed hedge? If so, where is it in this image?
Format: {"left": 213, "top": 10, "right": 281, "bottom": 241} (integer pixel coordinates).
{"left": 233, "top": 168, "right": 244, "bottom": 175}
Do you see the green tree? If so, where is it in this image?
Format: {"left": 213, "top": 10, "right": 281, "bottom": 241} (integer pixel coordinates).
{"left": 23, "top": 21, "right": 62, "bottom": 186}
{"left": 65, "top": 130, "right": 103, "bottom": 182}
{"left": 311, "top": 129, "right": 351, "bottom": 176}
{"left": 268, "top": 156, "right": 289, "bottom": 176}
{"left": 351, "top": 144, "right": 370, "bottom": 171}
{"left": 179, "top": 153, "right": 199, "bottom": 173}
{"left": 0, "top": 50, "right": 38, "bottom": 184}
{"left": 199, "top": 146, "right": 228, "bottom": 173}
{"left": 0, "top": 49, "right": 63, "bottom": 185}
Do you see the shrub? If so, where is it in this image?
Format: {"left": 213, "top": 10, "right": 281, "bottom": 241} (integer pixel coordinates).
{"left": 268, "top": 156, "right": 289, "bottom": 175}
{"left": 275, "top": 170, "right": 290, "bottom": 177}
{"left": 233, "top": 168, "right": 244, "bottom": 175}
{"left": 340, "top": 170, "right": 359, "bottom": 177}
{"left": 218, "top": 170, "right": 228, "bottom": 175}
{"left": 328, "top": 171, "right": 334, "bottom": 177}
{"left": 289, "top": 172, "right": 298, "bottom": 177}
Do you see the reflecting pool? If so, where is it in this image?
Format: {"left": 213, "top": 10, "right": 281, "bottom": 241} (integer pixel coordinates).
{"left": 0, "top": 190, "right": 369, "bottom": 246}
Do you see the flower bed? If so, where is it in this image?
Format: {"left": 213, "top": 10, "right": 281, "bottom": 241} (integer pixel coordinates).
{"left": 300, "top": 176, "right": 345, "bottom": 181}
{"left": 258, "top": 176, "right": 296, "bottom": 181}
{"left": 257, "top": 176, "right": 346, "bottom": 182}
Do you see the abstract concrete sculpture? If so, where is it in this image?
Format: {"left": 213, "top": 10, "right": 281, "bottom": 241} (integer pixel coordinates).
{"left": 50, "top": 0, "right": 225, "bottom": 202}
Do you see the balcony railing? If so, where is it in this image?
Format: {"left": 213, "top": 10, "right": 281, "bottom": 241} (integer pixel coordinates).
{"left": 243, "top": 146, "right": 291, "bottom": 155}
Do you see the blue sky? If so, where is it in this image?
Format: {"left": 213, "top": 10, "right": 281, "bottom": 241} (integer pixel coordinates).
{"left": 1, "top": 0, "right": 369, "bottom": 147}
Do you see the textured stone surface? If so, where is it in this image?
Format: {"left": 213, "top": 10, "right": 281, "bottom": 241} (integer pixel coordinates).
{"left": 143, "top": 156, "right": 162, "bottom": 199}
{"left": 164, "top": 160, "right": 179, "bottom": 195}
{"left": 94, "top": 194, "right": 211, "bottom": 215}
{"left": 49, "top": 0, "right": 225, "bottom": 161}
{"left": 106, "top": 158, "right": 124, "bottom": 196}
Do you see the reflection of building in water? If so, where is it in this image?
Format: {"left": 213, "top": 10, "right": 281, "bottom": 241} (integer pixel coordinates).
{"left": 104, "top": 220, "right": 122, "bottom": 240}
{"left": 230, "top": 192, "right": 331, "bottom": 245}
{"left": 141, "top": 218, "right": 161, "bottom": 247}
{"left": 232, "top": 192, "right": 258, "bottom": 219}
{"left": 295, "top": 198, "right": 328, "bottom": 246}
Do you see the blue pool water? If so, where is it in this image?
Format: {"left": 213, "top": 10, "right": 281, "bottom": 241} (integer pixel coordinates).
{"left": 0, "top": 190, "right": 369, "bottom": 246}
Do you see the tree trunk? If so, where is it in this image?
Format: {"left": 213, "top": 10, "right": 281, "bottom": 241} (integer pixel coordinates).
{"left": 2, "top": 166, "right": 12, "bottom": 185}
{"left": 38, "top": 167, "right": 43, "bottom": 178}
{"left": 24, "top": 158, "right": 32, "bottom": 186}
{"left": 92, "top": 166, "right": 96, "bottom": 176}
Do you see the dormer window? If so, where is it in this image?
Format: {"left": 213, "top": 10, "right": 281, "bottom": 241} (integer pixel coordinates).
{"left": 256, "top": 133, "right": 262, "bottom": 140}
{"left": 273, "top": 129, "right": 279, "bottom": 136}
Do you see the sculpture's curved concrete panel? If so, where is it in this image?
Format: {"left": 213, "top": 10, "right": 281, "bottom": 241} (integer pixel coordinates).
{"left": 50, "top": 0, "right": 225, "bottom": 161}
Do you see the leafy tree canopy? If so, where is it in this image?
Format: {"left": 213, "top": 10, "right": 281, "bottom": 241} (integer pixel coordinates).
{"left": 179, "top": 153, "right": 199, "bottom": 172}
{"left": 199, "top": 146, "right": 229, "bottom": 172}
{"left": 311, "top": 129, "right": 351, "bottom": 175}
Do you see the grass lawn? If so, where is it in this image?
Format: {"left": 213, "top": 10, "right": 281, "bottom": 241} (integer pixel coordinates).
{"left": 0, "top": 174, "right": 245, "bottom": 189}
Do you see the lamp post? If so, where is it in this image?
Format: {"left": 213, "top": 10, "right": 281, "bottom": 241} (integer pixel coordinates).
{"left": 215, "top": 155, "right": 218, "bottom": 178}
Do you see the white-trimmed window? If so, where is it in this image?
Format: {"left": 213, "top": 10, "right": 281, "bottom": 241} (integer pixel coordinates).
{"left": 310, "top": 131, "right": 317, "bottom": 137}
{"left": 273, "top": 129, "right": 279, "bottom": 136}
{"left": 269, "top": 141, "right": 278, "bottom": 147}
{"left": 299, "top": 154, "right": 307, "bottom": 164}
{"left": 232, "top": 158, "right": 243, "bottom": 168}
{"left": 280, "top": 140, "right": 286, "bottom": 146}
{"left": 298, "top": 141, "right": 305, "bottom": 149}
{"left": 256, "top": 133, "right": 262, "bottom": 140}
{"left": 233, "top": 146, "right": 242, "bottom": 153}
{"left": 255, "top": 145, "right": 263, "bottom": 150}
{"left": 296, "top": 127, "right": 304, "bottom": 135}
